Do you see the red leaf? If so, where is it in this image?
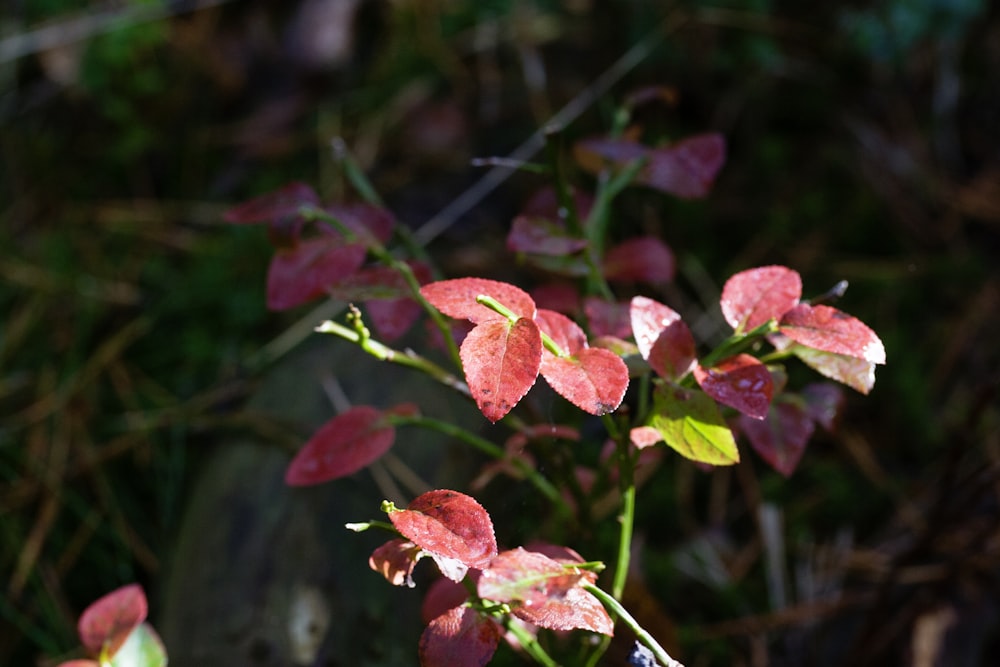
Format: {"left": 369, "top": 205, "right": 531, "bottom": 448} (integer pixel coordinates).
{"left": 540, "top": 348, "right": 629, "bottom": 415}
{"left": 513, "top": 585, "right": 614, "bottom": 635}
{"left": 507, "top": 216, "right": 588, "bottom": 256}
{"left": 421, "top": 278, "right": 537, "bottom": 323}
{"left": 478, "top": 548, "right": 585, "bottom": 607}
{"left": 421, "top": 577, "right": 472, "bottom": 625}
{"left": 461, "top": 318, "right": 542, "bottom": 422}
{"left": 535, "top": 309, "right": 587, "bottom": 355}
{"left": 284, "top": 406, "right": 394, "bottom": 486}
{"left": 779, "top": 304, "right": 885, "bottom": 364}
{"left": 738, "top": 401, "right": 814, "bottom": 477}
{"left": 222, "top": 182, "right": 319, "bottom": 224}
{"left": 585, "top": 297, "right": 632, "bottom": 339}
{"left": 638, "top": 133, "right": 726, "bottom": 199}
{"left": 419, "top": 605, "right": 501, "bottom": 667}
{"left": 77, "top": 584, "right": 147, "bottom": 656}
{"left": 266, "top": 236, "right": 367, "bottom": 310}
{"left": 802, "top": 383, "right": 845, "bottom": 431}
{"left": 693, "top": 354, "right": 774, "bottom": 420}
{"left": 325, "top": 202, "right": 394, "bottom": 247}
{"left": 604, "top": 236, "right": 675, "bottom": 284}
{"left": 721, "top": 265, "right": 802, "bottom": 331}
{"left": 388, "top": 490, "right": 498, "bottom": 570}
{"left": 369, "top": 539, "right": 424, "bottom": 587}
{"left": 648, "top": 319, "right": 697, "bottom": 381}
{"left": 629, "top": 296, "right": 682, "bottom": 360}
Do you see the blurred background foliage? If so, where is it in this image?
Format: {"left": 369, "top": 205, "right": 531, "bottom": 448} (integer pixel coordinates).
{"left": 1, "top": 0, "right": 998, "bottom": 665}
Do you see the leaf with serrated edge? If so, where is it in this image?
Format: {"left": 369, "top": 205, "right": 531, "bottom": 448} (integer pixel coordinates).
{"left": 78, "top": 584, "right": 147, "bottom": 657}
{"left": 793, "top": 345, "right": 876, "bottom": 394}
{"left": 630, "top": 296, "right": 682, "bottom": 360}
{"left": 540, "top": 348, "right": 628, "bottom": 416}
{"left": 693, "top": 354, "right": 774, "bottom": 420}
{"left": 779, "top": 304, "right": 886, "bottom": 364}
{"left": 285, "top": 407, "right": 394, "bottom": 486}
{"left": 420, "top": 278, "right": 536, "bottom": 323}
{"left": 513, "top": 585, "right": 614, "bottom": 635}
{"left": 388, "top": 490, "right": 498, "bottom": 570}
{"left": 721, "top": 266, "right": 802, "bottom": 331}
{"left": 419, "top": 606, "right": 501, "bottom": 667}
{"left": 461, "top": 318, "right": 542, "bottom": 422}
{"left": 649, "top": 384, "right": 739, "bottom": 465}
{"left": 478, "top": 548, "right": 585, "bottom": 607}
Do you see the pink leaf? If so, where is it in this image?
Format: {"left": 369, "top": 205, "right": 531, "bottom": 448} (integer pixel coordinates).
{"left": 388, "top": 490, "right": 498, "bottom": 570}
{"left": 513, "top": 585, "right": 614, "bottom": 636}
{"left": 792, "top": 345, "right": 877, "bottom": 394}
{"left": 477, "top": 548, "right": 586, "bottom": 607}
{"left": 369, "top": 539, "right": 423, "bottom": 588}
{"left": 639, "top": 133, "right": 726, "bottom": 199}
{"left": 534, "top": 309, "right": 587, "bottom": 356}
{"left": 738, "top": 401, "right": 814, "bottom": 477}
{"left": 419, "top": 605, "right": 501, "bottom": 667}
{"left": 604, "top": 236, "right": 675, "bottom": 284}
{"left": 57, "top": 661, "right": 100, "bottom": 667}
{"left": 630, "top": 426, "right": 663, "bottom": 449}
{"left": 325, "top": 202, "right": 394, "bottom": 247}
{"left": 779, "top": 304, "right": 886, "bottom": 364}
{"left": 266, "top": 236, "right": 367, "bottom": 310}
{"left": 421, "top": 278, "right": 537, "bottom": 324}
{"left": 647, "top": 319, "right": 697, "bottom": 381}
{"left": 693, "top": 354, "right": 774, "bottom": 420}
{"left": 540, "top": 348, "right": 629, "bottom": 416}
{"left": 629, "top": 296, "right": 682, "bottom": 360}
{"left": 421, "top": 577, "right": 473, "bottom": 625}
{"left": 721, "top": 265, "right": 802, "bottom": 331}
{"left": 284, "top": 406, "right": 394, "bottom": 486}
{"left": 222, "top": 182, "right": 320, "bottom": 224}
{"left": 507, "top": 216, "right": 588, "bottom": 256}
{"left": 585, "top": 298, "right": 632, "bottom": 339}
{"left": 77, "top": 584, "right": 147, "bottom": 657}
{"left": 461, "top": 318, "right": 542, "bottom": 422}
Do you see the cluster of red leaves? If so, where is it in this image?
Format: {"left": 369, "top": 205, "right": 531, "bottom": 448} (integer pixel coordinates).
{"left": 222, "top": 182, "right": 427, "bottom": 340}
{"left": 57, "top": 584, "right": 166, "bottom": 667}
{"left": 368, "top": 490, "right": 612, "bottom": 667}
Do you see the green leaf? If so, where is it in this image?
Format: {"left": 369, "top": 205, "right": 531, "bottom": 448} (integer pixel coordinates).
{"left": 648, "top": 384, "right": 739, "bottom": 465}
{"left": 109, "top": 623, "right": 167, "bottom": 667}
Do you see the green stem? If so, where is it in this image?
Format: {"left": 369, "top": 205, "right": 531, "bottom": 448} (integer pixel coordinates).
{"left": 698, "top": 319, "right": 779, "bottom": 369}
{"left": 475, "top": 294, "right": 568, "bottom": 357}
{"left": 583, "top": 583, "right": 686, "bottom": 667}
{"left": 501, "top": 613, "right": 559, "bottom": 667}
{"left": 390, "top": 414, "right": 571, "bottom": 519}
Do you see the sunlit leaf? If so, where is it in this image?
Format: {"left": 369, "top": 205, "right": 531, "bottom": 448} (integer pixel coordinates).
{"left": 285, "top": 406, "right": 395, "bottom": 486}
{"left": 540, "top": 348, "right": 629, "bottom": 416}
{"left": 78, "top": 584, "right": 147, "bottom": 657}
{"left": 512, "top": 585, "right": 614, "bottom": 636}
{"left": 421, "top": 577, "right": 472, "bottom": 625}
{"left": 629, "top": 296, "right": 682, "bottom": 360}
{"left": 693, "top": 354, "right": 774, "bottom": 420}
{"left": 647, "top": 319, "right": 697, "bottom": 381}
{"left": 222, "top": 182, "right": 319, "bottom": 224}
{"left": 461, "top": 318, "right": 542, "bottom": 422}
{"left": 266, "top": 236, "right": 367, "bottom": 310}
{"left": 603, "top": 236, "right": 675, "bottom": 284}
{"left": 369, "top": 539, "right": 424, "bottom": 588}
{"left": 478, "top": 548, "right": 585, "bottom": 608}
{"left": 792, "top": 345, "right": 876, "bottom": 394}
{"left": 507, "top": 215, "right": 588, "bottom": 256}
{"left": 630, "top": 426, "right": 663, "bottom": 449}
{"left": 648, "top": 384, "right": 740, "bottom": 465}
{"left": 56, "top": 661, "right": 98, "bottom": 667}
{"left": 108, "top": 623, "right": 167, "bottom": 667}
{"left": 779, "top": 304, "right": 886, "bottom": 364}
{"left": 738, "top": 401, "right": 814, "bottom": 477}
{"left": 419, "top": 605, "right": 501, "bottom": 667}
{"left": 388, "top": 490, "right": 498, "bottom": 570}
{"left": 534, "top": 309, "right": 587, "bottom": 355}
{"left": 720, "top": 265, "right": 802, "bottom": 331}
{"left": 420, "top": 278, "right": 537, "bottom": 323}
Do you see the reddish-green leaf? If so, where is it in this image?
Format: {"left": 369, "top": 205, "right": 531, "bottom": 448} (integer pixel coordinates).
{"left": 603, "top": 236, "right": 675, "bottom": 284}
{"left": 461, "top": 318, "right": 542, "bottom": 422}
{"left": 284, "top": 406, "right": 394, "bottom": 486}
{"left": 222, "top": 182, "right": 319, "bottom": 224}
{"left": 507, "top": 216, "right": 588, "bottom": 256}
{"left": 792, "top": 345, "right": 877, "bottom": 394}
{"left": 106, "top": 622, "right": 167, "bottom": 667}
{"left": 629, "top": 296, "right": 682, "bottom": 360}
{"left": 648, "top": 384, "right": 740, "bottom": 465}
{"left": 77, "top": 584, "right": 147, "bottom": 657}
{"left": 540, "top": 348, "right": 629, "bottom": 416}
{"left": 638, "top": 133, "right": 726, "bottom": 199}
{"left": 693, "top": 354, "right": 774, "bottom": 420}
{"left": 779, "top": 304, "right": 886, "bottom": 364}
{"left": 419, "top": 605, "right": 501, "bottom": 667}
{"left": 369, "top": 539, "right": 424, "bottom": 588}
{"left": 512, "top": 586, "right": 614, "bottom": 636}
{"left": 478, "top": 548, "right": 586, "bottom": 607}
{"left": 721, "top": 266, "right": 802, "bottom": 331}
{"left": 421, "top": 278, "right": 537, "bottom": 323}
{"left": 738, "top": 401, "right": 814, "bottom": 477}
{"left": 388, "top": 490, "right": 498, "bottom": 570}
{"left": 647, "top": 319, "right": 697, "bottom": 381}
{"left": 585, "top": 298, "right": 632, "bottom": 339}
{"left": 266, "top": 236, "right": 367, "bottom": 310}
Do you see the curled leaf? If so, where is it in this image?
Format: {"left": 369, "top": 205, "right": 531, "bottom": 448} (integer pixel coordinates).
{"left": 779, "top": 304, "right": 886, "bottom": 365}
{"left": 388, "top": 490, "right": 498, "bottom": 570}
